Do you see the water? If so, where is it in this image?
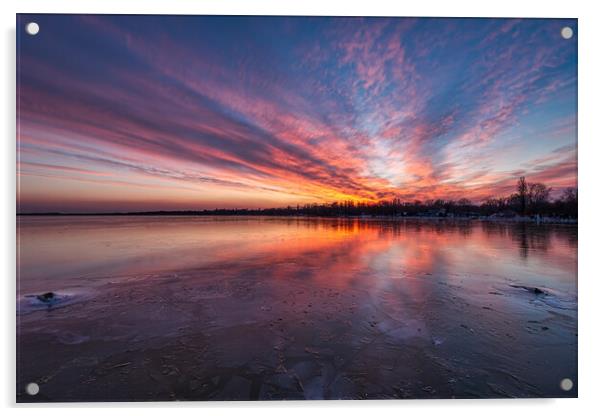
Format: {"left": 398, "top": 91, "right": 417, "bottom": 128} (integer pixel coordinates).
{"left": 16, "top": 216, "right": 577, "bottom": 401}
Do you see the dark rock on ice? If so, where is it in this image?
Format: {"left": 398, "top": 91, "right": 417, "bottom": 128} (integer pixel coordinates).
{"left": 36, "top": 292, "right": 57, "bottom": 303}
{"left": 509, "top": 285, "right": 546, "bottom": 295}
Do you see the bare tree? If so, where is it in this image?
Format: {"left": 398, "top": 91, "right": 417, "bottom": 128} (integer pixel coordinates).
{"left": 561, "top": 187, "right": 577, "bottom": 203}
{"left": 528, "top": 183, "right": 551, "bottom": 205}
{"left": 517, "top": 176, "right": 528, "bottom": 215}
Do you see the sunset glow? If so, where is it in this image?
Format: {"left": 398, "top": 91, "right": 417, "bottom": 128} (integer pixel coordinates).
{"left": 17, "top": 15, "right": 577, "bottom": 213}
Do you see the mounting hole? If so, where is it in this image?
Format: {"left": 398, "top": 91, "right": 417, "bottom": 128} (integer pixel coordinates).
{"left": 561, "top": 26, "right": 573, "bottom": 40}
{"left": 560, "top": 378, "right": 574, "bottom": 391}
{"left": 25, "top": 22, "right": 39, "bottom": 36}
{"left": 25, "top": 382, "right": 39, "bottom": 396}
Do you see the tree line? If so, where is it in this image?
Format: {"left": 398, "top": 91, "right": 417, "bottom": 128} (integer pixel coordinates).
{"left": 200, "top": 177, "right": 577, "bottom": 219}
{"left": 480, "top": 177, "right": 576, "bottom": 218}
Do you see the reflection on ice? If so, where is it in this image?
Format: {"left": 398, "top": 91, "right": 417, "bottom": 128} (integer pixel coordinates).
{"left": 17, "top": 216, "right": 577, "bottom": 401}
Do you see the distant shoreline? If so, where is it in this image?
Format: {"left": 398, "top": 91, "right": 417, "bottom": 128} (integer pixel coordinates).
{"left": 16, "top": 212, "right": 577, "bottom": 224}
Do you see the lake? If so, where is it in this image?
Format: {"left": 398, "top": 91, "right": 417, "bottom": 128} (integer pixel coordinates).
{"left": 16, "top": 216, "right": 578, "bottom": 401}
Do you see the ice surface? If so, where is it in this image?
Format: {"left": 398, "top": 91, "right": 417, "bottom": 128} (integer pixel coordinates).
{"left": 16, "top": 217, "right": 577, "bottom": 401}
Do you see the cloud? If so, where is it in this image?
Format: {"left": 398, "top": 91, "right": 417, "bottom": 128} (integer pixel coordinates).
{"left": 17, "top": 15, "right": 577, "bottom": 211}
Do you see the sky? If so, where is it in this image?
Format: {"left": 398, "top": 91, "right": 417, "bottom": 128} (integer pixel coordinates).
{"left": 17, "top": 15, "right": 577, "bottom": 213}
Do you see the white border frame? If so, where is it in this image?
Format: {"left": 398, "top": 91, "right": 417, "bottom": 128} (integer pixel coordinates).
{"left": 3, "top": 1, "right": 600, "bottom": 415}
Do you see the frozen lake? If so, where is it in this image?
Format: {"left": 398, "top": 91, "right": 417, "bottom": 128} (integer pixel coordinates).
{"left": 17, "top": 216, "right": 577, "bottom": 401}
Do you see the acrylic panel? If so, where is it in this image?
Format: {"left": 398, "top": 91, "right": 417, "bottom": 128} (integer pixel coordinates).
{"left": 16, "top": 14, "right": 578, "bottom": 402}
